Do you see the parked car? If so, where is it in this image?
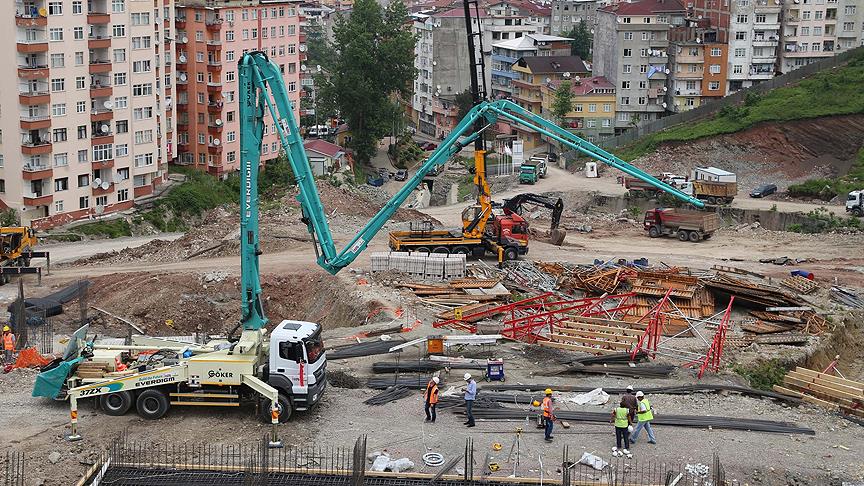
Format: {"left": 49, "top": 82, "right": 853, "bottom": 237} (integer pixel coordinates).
{"left": 367, "top": 175, "right": 385, "bottom": 187}
{"left": 395, "top": 169, "right": 408, "bottom": 181}
{"left": 750, "top": 183, "right": 778, "bottom": 198}
{"left": 421, "top": 142, "right": 438, "bottom": 151}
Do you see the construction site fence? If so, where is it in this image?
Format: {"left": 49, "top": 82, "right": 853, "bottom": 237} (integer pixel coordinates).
{"left": 597, "top": 46, "right": 864, "bottom": 150}
{"left": 71, "top": 432, "right": 739, "bottom": 486}
{"left": 3, "top": 451, "right": 25, "bottom": 486}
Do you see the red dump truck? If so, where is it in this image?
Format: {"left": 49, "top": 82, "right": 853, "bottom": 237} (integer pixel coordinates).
{"left": 620, "top": 176, "right": 661, "bottom": 197}
{"left": 643, "top": 208, "right": 721, "bottom": 242}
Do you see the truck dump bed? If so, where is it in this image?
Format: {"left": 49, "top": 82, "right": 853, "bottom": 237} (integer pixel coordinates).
{"left": 694, "top": 181, "right": 737, "bottom": 197}
{"left": 659, "top": 209, "right": 721, "bottom": 232}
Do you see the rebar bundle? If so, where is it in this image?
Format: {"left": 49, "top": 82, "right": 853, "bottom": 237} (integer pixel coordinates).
{"left": 363, "top": 386, "right": 413, "bottom": 405}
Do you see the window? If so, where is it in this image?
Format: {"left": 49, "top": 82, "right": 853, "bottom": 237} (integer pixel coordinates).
{"left": 54, "top": 177, "right": 68, "bottom": 191}
{"left": 197, "top": 93, "right": 205, "bottom": 104}
{"left": 116, "top": 144, "right": 128, "bottom": 157}
{"left": 134, "top": 130, "right": 153, "bottom": 144}
{"left": 50, "top": 53, "right": 64, "bottom": 68}
{"left": 755, "top": 14, "right": 766, "bottom": 22}
{"left": 76, "top": 101, "right": 86, "bottom": 113}
{"left": 226, "top": 111, "right": 235, "bottom": 122}
{"left": 845, "top": 4, "right": 856, "bottom": 14}
{"left": 586, "top": 119, "right": 596, "bottom": 128}
{"left": 55, "top": 201, "right": 64, "bottom": 213}
{"left": 735, "top": 31, "right": 747, "bottom": 40}
{"left": 621, "top": 81, "right": 630, "bottom": 89}
{"left": 116, "top": 168, "right": 129, "bottom": 181}
{"left": 802, "top": 26, "right": 810, "bottom": 36}
{"left": 638, "top": 97, "right": 646, "bottom": 105}
{"left": 226, "top": 31, "right": 235, "bottom": 41}
{"left": 78, "top": 174, "right": 90, "bottom": 188}
{"left": 802, "top": 10, "right": 811, "bottom": 19}
{"left": 93, "top": 144, "right": 113, "bottom": 161}
{"left": 134, "top": 153, "right": 154, "bottom": 167}
{"left": 226, "top": 131, "right": 236, "bottom": 142}
{"left": 602, "top": 119, "right": 612, "bottom": 128}
{"left": 618, "top": 112, "right": 630, "bottom": 121}
{"left": 226, "top": 51, "right": 235, "bottom": 62}
{"left": 639, "top": 65, "right": 648, "bottom": 73}
{"left": 814, "top": 26, "right": 823, "bottom": 35}
{"left": 622, "top": 64, "right": 632, "bottom": 73}
{"left": 95, "top": 196, "right": 108, "bottom": 207}
{"left": 812, "top": 42, "right": 822, "bottom": 51}
{"left": 118, "top": 189, "right": 129, "bottom": 202}
{"left": 132, "top": 60, "right": 151, "bottom": 73}
{"left": 620, "top": 96, "right": 630, "bottom": 105}
{"left": 49, "top": 28, "right": 64, "bottom": 41}
{"left": 710, "top": 64, "right": 721, "bottom": 74}
{"left": 288, "top": 81, "right": 297, "bottom": 92}
{"left": 53, "top": 154, "right": 68, "bottom": 167}
{"left": 686, "top": 80, "right": 698, "bottom": 90}
{"left": 639, "top": 80, "right": 647, "bottom": 89}
{"left": 114, "top": 73, "right": 127, "bottom": 86}
{"left": 624, "top": 32, "right": 633, "bottom": 40}
{"left": 51, "top": 103, "right": 67, "bottom": 116}
{"left": 49, "top": 2, "right": 63, "bottom": 15}
{"left": 686, "top": 97, "right": 695, "bottom": 107}
{"left": 711, "top": 48, "right": 722, "bottom": 56}
{"left": 78, "top": 151, "right": 88, "bottom": 164}
{"left": 114, "top": 97, "right": 128, "bottom": 109}
{"left": 736, "top": 14, "right": 748, "bottom": 23}
{"left": 623, "top": 48, "right": 632, "bottom": 57}
{"left": 116, "top": 120, "right": 129, "bottom": 134}
{"left": 195, "top": 31, "right": 204, "bottom": 42}
{"left": 112, "top": 0, "right": 125, "bottom": 13}
{"left": 198, "top": 133, "right": 206, "bottom": 144}
{"left": 843, "top": 22, "right": 854, "bottom": 31}
{"left": 587, "top": 104, "right": 596, "bottom": 112}
{"left": 814, "top": 10, "right": 823, "bottom": 19}
{"left": 642, "top": 32, "right": 649, "bottom": 41}
{"left": 225, "top": 71, "right": 236, "bottom": 82}
{"left": 242, "top": 29, "right": 249, "bottom": 40}
{"left": 75, "top": 76, "right": 85, "bottom": 89}
{"left": 252, "top": 28, "right": 258, "bottom": 39}
{"left": 75, "top": 52, "right": 84, "bottom": 65}
{"left": 112, "top": 25, "right": 126, "bottom": 37}
{"left": 131, "top": 13, "right": 150, "bottom": 25}
{"left": 132, "top": 36, "right": 152, "bottom": 49}
{"left": 132, "top": 83, "right": 153, "bottom": 96}
{"left": 709, "top": 81, "right": 720, "bottom": 90}
{"left": 734, "top": 48, "right": 746, "bottom": 57}
{"left": 53, "top": 128, "right": 67, "bottom": 142}
{"left": 79, "top": 196, "right": 89, "bottom": 209}
{"left": 73, "top": 27, "right": 84, "bottom": 40}
{"left": 72, "top": 1, "right": 82, "bottom": 14}
{"left": 196, "top": 72, "right": 205, "bottom": 83}
{"left": 640, "top": 48, "right": 649, "bottom": 57}
{"left": 133, "top": 107, "right": 154, "bottom": 120}
{"left": 287, "top": 44, "right": 296, "bottom": 54}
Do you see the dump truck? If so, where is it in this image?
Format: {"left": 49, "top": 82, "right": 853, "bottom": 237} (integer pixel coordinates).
{"left": 847, "top": 190, "right": 863, "bottom": 217}
{"left": 0, "top": 226, "right": 49, "bottom": 285}
{"left": 519, "top": 161, "right": 541, "bottom": 184}
{"left": 643, "top": 208, "right": 720, "bottom": 242}
{"left": 620, "top": 176, "right": 661, "bottom": 197}
{"left": 679, "top": 180, "right": 738, "bottom": 205}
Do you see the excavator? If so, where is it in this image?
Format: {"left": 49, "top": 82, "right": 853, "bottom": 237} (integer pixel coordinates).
{"left": 0, "top": 226, "right": 48, "bottom": 285}
{"left": 497, "top": 193, "right": 566, "bottom": 246}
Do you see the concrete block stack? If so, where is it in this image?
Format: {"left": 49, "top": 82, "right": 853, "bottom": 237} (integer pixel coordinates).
{"left": 371, "top": 252, "right": 391, "bottom": 272}
{"left": 444, "top": 254, "right": 467, "bottom": 279}
{"left": 372, "top": 252, "right": 467, "bottom": 281}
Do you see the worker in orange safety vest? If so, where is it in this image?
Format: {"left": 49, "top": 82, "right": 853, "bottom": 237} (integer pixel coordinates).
{"left": 541, "top": 388, "right": 555, "bottom": 441}
{"left": 3, "top": 326, "right": 17, "bottom": 364}
{"left": 424, "top": 376, "right": 440, "bottom": 423}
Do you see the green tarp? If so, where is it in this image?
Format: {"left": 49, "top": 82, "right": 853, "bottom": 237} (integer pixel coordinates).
{"left": 32, "top": 357, "right": 83, "bottom": 399}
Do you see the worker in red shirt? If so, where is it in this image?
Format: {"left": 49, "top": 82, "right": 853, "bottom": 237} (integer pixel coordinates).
{"left": 3, "top": 326, "right": 17, "bottom": 364}
{"left": 541, "top": 388, "right": 555, "bottom": 441}
{"left": 424, "top": 376, "right": 440, "bottom": 423}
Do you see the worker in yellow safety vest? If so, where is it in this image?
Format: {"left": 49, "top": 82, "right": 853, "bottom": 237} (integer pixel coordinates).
{"left": 610, "top": 397, "right": 632, "bottom": 458}
{"left": 424, "top": 376, "right": 440, "bottom": 423}
{"left": 541, "top": 388, "right": 555, "bottom": 441}
{"left": 630, "top": 391, "right": 656, "bottom": 445}
{"left": 3, "top": 326, "right": 16, "bottom": 364}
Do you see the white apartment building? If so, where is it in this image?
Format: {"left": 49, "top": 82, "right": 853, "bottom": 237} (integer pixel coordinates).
{"left": 780, "top": 0, "right": 864, "bottom": 72}
{"left": 727, "top": 0, "right": 782, "bottom": 91}
{"left": 1, "top": 0, "right": 173, "bottom": 229}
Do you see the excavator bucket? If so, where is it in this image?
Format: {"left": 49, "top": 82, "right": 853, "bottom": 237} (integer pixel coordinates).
{"left": 549, "top": 229, "right": 567, "bottom": 246}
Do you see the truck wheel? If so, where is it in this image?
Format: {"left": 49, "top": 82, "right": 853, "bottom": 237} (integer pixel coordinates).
{"left": 688, "top": 231, "right": 701, "bottom": 242}
{"left": 707, "top": 196, "right": 717, "bottom": 205}
{"left": 503, "top": 247, "right": 519, "bottom": 261}
{"left": 648, "top": 227, "right": 660, "bottom": 238}
{"left": 703, "top": 233, "right": 712, "bottom": 240}
{"left": 415, "top": 247, "right": 431, "bottom": 254}
{"left": 452, "top": 246, "right": 470, "bottom": 255}
{"left": 136, "top": 389, "right": 170, "bottom": 420}
{"left": 261, "top": 393, "right": 293, "bottom": 423}
{"left": 100, "top": 391, "right": 133, "bottom": 416}
{"left": 725, "top": 198, "right": 734, "bottom": 204}
{"left": 853, "top": 207, "right": 862, "bottom": 217}
{"left": 432, "top": 246, "right": 450, "bottom": 255}
{"left": 677, "top": 230, "right": 688, "bottom": 242}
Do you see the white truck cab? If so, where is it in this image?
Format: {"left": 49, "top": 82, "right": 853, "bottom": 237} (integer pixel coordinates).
{"left": 267, "top": 320, "right": 327, "bottom": 417}
{"left": 847, "top": 190, "right": 863, "bottom": 217}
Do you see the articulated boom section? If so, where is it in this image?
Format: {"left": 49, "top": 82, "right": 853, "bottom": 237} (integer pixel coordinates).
{"left": 237, "top": 53, "right": 702, "bottom": 277}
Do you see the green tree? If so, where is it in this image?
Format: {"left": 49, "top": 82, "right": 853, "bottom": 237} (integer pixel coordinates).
{"left": 550, "top": 81, "right": 574, "bottom": 128}
{"left": 567, "top": 20, "right": 592, "bottom": 61}
{"left": 318, "top": 0, "right": 417, "bottom": 164}
{"left": 305, "top": 20, "right": 335, "bottom": 70}
{"left": 454, "top": 89, "right": 475, "bottom": 122}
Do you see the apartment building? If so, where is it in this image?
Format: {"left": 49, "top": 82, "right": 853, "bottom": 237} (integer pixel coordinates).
{"left": 593, "top": 0, "right": 686, "bottom": 132}
{"left": 550, "top": 0, "right": 598, "bottom": 36}
{"left": 174, "top": 1, "right": 303, "bottom": 178}
{"left": 410, "top": 7, "right": 484, "bottom": 138}
{"left": 780, "top": 0, "right": 863, "bottom": 72}
{"left": 1, "top": 0, "right": 173, "bottom": 229}
{"left": 490, "top": 33, "right": 572, "bottom": 98}
{"left": 667, "top": 41, "right": 728, "bottom": 111}
{"left": 540, "top": 76, "right": 616, "bottom": 142}
{"left": 725, "top": 0, "right": 781, "bottom": 91}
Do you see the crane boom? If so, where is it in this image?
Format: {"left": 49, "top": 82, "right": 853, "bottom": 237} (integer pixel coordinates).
{"left": 237, "top": 52, "right": 702, "bottom": 289}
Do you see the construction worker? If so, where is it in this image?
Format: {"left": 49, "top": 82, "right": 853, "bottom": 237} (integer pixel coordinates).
{"left": 621, "top": 385, "right": 638, "bottom": 422}
{"left": 630, "top": 391, "right": 656, "bottom": 445}
{"left": 541, "top": 388, "right": 555, "bottom": 441}
{"left": 463, "top": 373, "right": 477, "bottom": 428}
{"left": 610, "top": 397, "right": 632, "bottom": 458}
{"left": 3, "top": 326, "right": 16, "bottom": 364}
{"left": 424, "top": 376, "right": 440, "bottom": 423}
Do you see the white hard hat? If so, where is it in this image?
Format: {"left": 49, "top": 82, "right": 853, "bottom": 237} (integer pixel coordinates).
{"left": 432, "top": 377, "right": 440, "bottom": 384}
{"left": 636, "top": 391, "right": 644, "bottom": 398}
{"left": 464, "top": 373, "right": 472, "bottom": 381}
{"left": 626, "top": 385, "right": 634, "bottom": 391}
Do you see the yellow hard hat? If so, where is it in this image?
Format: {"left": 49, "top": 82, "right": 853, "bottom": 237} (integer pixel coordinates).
{"left": 545, "top": 388, "right": 553, "bottom": 395}
{"left": 532, "top": 400, "right": 540, "bottom": 407}
{"left": 2, "top": 326, "right": 9, "bottom": 332}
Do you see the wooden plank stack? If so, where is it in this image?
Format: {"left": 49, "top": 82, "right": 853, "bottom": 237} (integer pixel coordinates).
{"left": 780, "top": 275, "right": 819, "bottom": 295}
{"left": 539, "top": 319, "right": 639, "bottom": 355}
{"left": 400, "top": 278, "right": 509, "bottom": 306}
{"left": 773, "top": 367, "right": 864, "bottom": 418}
{"left": 76, "top": 361, "right": 112, "bottom": 379}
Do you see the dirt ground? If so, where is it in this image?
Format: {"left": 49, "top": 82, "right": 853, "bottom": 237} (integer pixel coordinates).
{"left": 3, "top": 164, "right": 864, "bottom": 486}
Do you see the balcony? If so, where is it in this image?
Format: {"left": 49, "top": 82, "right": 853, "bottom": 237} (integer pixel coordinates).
{"left": 19, "top": 90, "right": 50, "bottom": 104}
{"left": 206, "top": 40, "right": 221, "bottom": 51}
{"left": 23, "top": 193, "right": 53, "bottom": 206}
{"left": 91, "top": 109, "right": 114, "bottom": 123}
{"left": 209, "top": 123, "right": 223, "bottom": 133}
{"left": 20, "top": 116, "right": 51, "bottom": 131}
{"left": 22, "top": 165, "right": 53, "bottom": 181}
{"left": 207, "top": 164, "right": 224, "bottom": 177}
{"left": 786, "top": 17, "right": 800, "bottom": 23}
{"left": 752, "top": 37, "right": 779, "bottom": 46}
{"left": 87, "top": 12, "right": 111, "bottom": 24}
{"left": 207, "top": 82, "right": 222, "bottom": 93}
{"left": 91, "top": 159, "right": 114, "bottom": 170}
{"left": 15, "top": 15, "right": 48, "bottom": 27}
{"left": 90, "top": 131, "right": 114, "bottom": 144}
{"left": 207, "top": 61, "right": 222, "bottom": 72}
{"left": 89, "top": 60, "right": 112, "bottom": 74}
{"left": 92, "top": 183, "right": 114, "bottom": 196}
{"left": 177, "top": 98, "right": 188, "bottom": 106}
{"left": 17, "top": 39, "right": 49, "bottom": 54}
{"left": 648, "top": 38, "right": 668, "bottom": 48}
{"left": 206, "top": 19, "right": 223, "bottom": 31}
{"left": 18, "top": 64, "right": 49, "bottom": 79}
{"left": 88, "top": 36, "right": 111, "bottom": 49}
{"left": 207, "top": 143, "right": 223, "bottom": 154}
{"left": 208, "top": 102, "right": 223, "bottom": 113}
{"left": 90, "top": 84, "right": 112, "bottom": 98}
{"left": 175, "top": 16, "right": 187, "bottom": 28}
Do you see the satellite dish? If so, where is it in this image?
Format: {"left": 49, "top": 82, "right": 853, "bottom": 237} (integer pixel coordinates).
{"left": 432, "top": 61, "right": 437, "bottom": 66}
{"left": 100, "top": 124, "right": 110, "bottom": 133}
{"left": 222, "top": 92, "right": 229, "bottom": 98}
{"left": 574, "top": 75, "right": 581, "bottom": 82}
{"left": 95, "top": 205, "right": 105, "bottom": 215}
{"left": 103, "top": 100, "right": 114, "bottom": 109}
{"left": 213, "top": 138, "right": 221, "bottom": 146}
{"left": 662, "top": 102, "right": 667, "bottom": 108}
{"left": 662, "top": 86, "right": 668, "bottom": 92}
{"left": 436, "top": 85, "right": 441, "bottom": 90}
{"left": 316, "top": 65, "right": 321, "bottom": 73}
{"left": 165, "top": 98, "right": 172, "bottom": 107}
{"left": 301, "top": 64, "right": 308, "bottom": 71}
{"left": 545, "top": 77, "right": 551, "bottom": 83}
{"left": 93, "top": 178, "right": 102, "bottom": 187}
{"left": 179, "top": 55, "right": 187, "bottom": 63}
{"left": 101, "top": 181, "right": 110, "bottom": 190}
{"left": 215, "top": 118, "right": 223, "bottom": 126}
{"left": 299, "top": 45, "right": 307, "bottom": 52}
{"left": 38, "top": 7, "right": 48, "bottom": 16}
{"left": 664, "top": 69, "right": 671, "bottom": 74}
{"left": 563, "top": 72, "right": 571, "bottom": 78}
{"left": 179, "top": 73, "right": 188, "bottom": 82}
{"left": 181, "top": 36, "right": 189, "bottom": 43}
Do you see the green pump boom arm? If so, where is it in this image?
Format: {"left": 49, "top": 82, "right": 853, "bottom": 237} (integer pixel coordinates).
{"left": 237, "top": 52, "right": 703, "bottom": 316}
